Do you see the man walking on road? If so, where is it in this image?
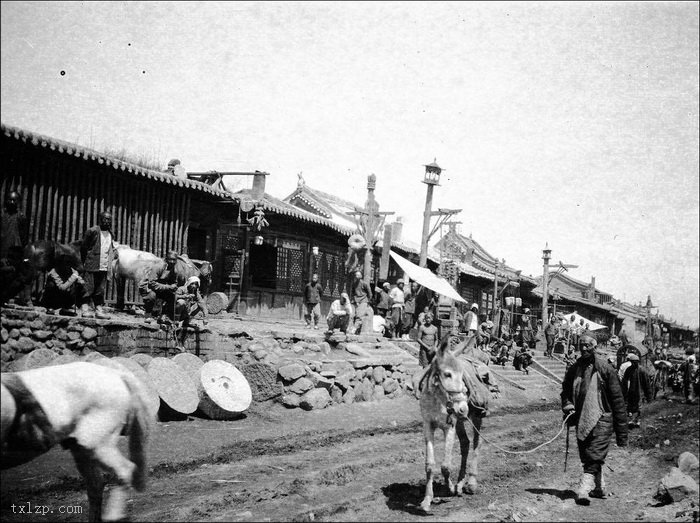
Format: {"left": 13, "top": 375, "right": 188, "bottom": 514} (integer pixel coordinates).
{"left": 561, "top": 336, "right": 628, "bottom": 505}
{"left": 303, "top": 273, "right": 323, "bottom": 329}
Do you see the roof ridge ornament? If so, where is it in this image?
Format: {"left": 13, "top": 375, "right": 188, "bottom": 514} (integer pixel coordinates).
{"left": 297, "top": 171, "right": 305, "bottom": 188}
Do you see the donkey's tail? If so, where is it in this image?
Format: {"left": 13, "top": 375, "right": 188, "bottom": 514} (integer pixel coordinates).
{"left": 120, "top": 372, "right": 153, "bottom": 491}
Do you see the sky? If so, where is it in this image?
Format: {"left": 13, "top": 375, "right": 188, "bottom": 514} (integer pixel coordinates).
{"left": 2, "top": 1, "right": 698, "bottom": 327}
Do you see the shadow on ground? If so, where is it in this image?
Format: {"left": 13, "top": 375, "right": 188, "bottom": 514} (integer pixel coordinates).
{"left": 525, "top": 487, "right": 576, "bottom": 500}
{"left": 383, "top": 481, "right": 460, "bottom": 516}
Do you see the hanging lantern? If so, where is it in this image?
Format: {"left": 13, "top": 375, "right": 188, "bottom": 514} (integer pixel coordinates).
{"left": 254, "top": 235, "right": 264, "bottom": 245}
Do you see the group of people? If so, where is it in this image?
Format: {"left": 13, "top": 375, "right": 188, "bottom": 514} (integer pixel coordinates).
{"left": 304, "top": 270, "right": 428, "bottom": 339}
{"left": 543, "top": 313, "right": 597, "bottom": 358}
{"left": 0, "top": 191, "right": 207, "bottom": 333}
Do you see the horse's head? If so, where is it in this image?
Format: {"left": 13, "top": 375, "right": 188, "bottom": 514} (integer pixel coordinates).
{"left": 431, "top": 335, "right": 470, "bottom": 419}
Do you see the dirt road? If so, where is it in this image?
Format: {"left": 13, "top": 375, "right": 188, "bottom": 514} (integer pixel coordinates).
{"left": 2, "top": 394, "right": 698, "bottom": 522}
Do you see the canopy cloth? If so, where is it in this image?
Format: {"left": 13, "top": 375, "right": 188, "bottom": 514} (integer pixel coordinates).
{"left": 558, "top": 311, "right": 608, "bottom": 331}
{"left": 389, "top": 250, "right": 467, "bottom": 304}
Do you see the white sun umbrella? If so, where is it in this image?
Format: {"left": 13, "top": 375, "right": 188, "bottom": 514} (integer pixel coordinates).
{"left": 389, "top": 250, "right": 467, "bottom": 303}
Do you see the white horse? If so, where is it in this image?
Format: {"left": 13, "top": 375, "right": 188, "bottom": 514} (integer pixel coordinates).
{"left": 418, "top": 335, "right": 484, "bottom": 513}
{"left": 1, "top": 362, "right": 153, "bottom": 522}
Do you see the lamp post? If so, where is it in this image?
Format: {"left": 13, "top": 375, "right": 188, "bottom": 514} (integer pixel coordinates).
{"left": 542, "top": 244, "right": 551, "bottom": 328}
{"left": 493, "top": 259, "right": 500, "bottom": 322}
{"left": 645, "top": 295, "right": 653, "bottom": 340}
{"left": 419, "top": 160, "right": 461, "bottom": 269}
{"left": 419, "top": 160, "right": 442, "bottom": 268}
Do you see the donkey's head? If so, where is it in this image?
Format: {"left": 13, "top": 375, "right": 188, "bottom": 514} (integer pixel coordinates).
{"left": 432, "top": 334, "right": 471, "bottom": 418}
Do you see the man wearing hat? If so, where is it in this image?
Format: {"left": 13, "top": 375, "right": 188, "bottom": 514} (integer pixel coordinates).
{"left": 620, "top": 353, "right": 652, "bottom": 428}
{"left": 175, "top": 276, "right": 208, "bottom": 324}
{"left": 388, "top": 279, "right": 406, "bottom": 338}
{"left": 464, "top": 303, "right": 479, "bottom": 337}
{"left": 561, "top": 335, "right": 628, "bottom": 505}
{"left": 374, "top": 281, "right": 392, "bottom": 319}
{"left": 519, "top": 308, "right": 536, "bottom": 349}
{"left": 327, "top": 292, "right": 353, "bottom": 333}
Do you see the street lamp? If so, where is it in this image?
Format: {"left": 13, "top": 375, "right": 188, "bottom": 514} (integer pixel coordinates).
{"left": 542, "top": 243, "right": 552, "bottom": 327}
{"left": 419, "top": 160, "right": 461, "bottom": 268}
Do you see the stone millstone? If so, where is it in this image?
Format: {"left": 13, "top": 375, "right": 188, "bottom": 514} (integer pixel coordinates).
{"left": 130, "top": 353, "right": 153, "bottom": 368}
{"left": 197, "top": 360, "right": 252, "bottom": 419}
{"left": 83, "top": 352, "right": 106, "bottom": 362}
{"left": 112, "top": 357, "right": 161, "bottom": 418}
{"left": 172, "top": 352, "right": 204, "bottom": 386}
{"left": 10, "top": 348, "right": 58, "bottom": 371}
{"left": 147, "top": 357, "right": 199, "bottom": 415}
{"left": 47, "top": 353, "right": 81, "bottom": 366}
{"left": 206, "top": 292, "right": 229, "bottom": 315}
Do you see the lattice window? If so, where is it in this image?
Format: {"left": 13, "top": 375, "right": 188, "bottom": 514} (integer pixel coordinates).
{"left": 322, "top": 254, "right": 334, "bottom": 296}
{"left": 288, "top": 250, "right": 305, "bottom": 293}
{"left": 277, "top": 248, "right": 289, "bottom": 290}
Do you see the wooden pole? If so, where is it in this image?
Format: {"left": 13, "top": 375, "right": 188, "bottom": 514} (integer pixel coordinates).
{"left": 542, "top": 246, "right": 551, "bottom": 328}
{"left": 379, "top": 223, "right": 392, "bottom": 281}
{"left": 419, "top": 183, "right": 435, "bottom": 268}
{"left": 492, "top": 260, "right": 499, "bottom": 322}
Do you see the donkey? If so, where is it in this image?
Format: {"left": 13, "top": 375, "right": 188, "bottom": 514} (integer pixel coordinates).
{"left": 1, "top": 362, "right": 153, "bottom": 522}
{"left": 418, "top": 334, "right": 484, "bottom": 513}
{"left": 112, "top": 245, "right": 213, "bottom": 310}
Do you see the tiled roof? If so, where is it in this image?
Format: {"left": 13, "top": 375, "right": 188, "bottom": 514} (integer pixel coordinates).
{"left": 530, "top": 285, "right": 613, "bottom": 312}
{"left": 1, "top": 123, "right": 233, "bottom": 199}
{"left": 283, "top": 183, "right": 361, "bottom": 232}
{"left": 233, "top": 189, "right": 356, "bottom": 235}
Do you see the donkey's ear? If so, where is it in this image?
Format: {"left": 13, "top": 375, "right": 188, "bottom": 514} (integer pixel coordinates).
{"left": 437, "top": 333, "right": 452, "bottom": 357}
{"left": 451, "top": 333, "right": 477, "bottom": 357}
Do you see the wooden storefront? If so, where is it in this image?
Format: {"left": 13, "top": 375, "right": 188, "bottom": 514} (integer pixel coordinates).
{"left": 1, "top": 123, "right": 231, "bottom": 305}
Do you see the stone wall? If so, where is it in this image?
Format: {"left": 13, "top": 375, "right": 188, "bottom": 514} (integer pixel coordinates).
{"left": 1, "top": 308, "right": 420, "bottom": 411}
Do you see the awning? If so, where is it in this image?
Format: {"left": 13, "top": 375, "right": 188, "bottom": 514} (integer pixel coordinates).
{"left": 390, "top": 250, "right": 467, "bottom": 303}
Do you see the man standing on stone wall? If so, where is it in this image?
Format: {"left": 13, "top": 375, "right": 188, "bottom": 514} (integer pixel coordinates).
{"left": 80, "top": 211, "right": 118, "bottom": 319}
{"left": 303, "top": 273, "right": 323, "bottom": 329}
{"left": 350, "top": 270, "right": 372, "bottom": 334}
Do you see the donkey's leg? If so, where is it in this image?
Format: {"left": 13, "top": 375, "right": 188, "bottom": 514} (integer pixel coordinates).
{"left": 71, "top": 447, "right": 105, "bottom": 523}
{"left": 455, "top": 420, "right": 470, "bottom": 495}
{"left": 92, "top": 443, "right": 137, "bottom": 522}
{"left": 465, "top": 414, "right": 482, "bottom": 494}
{"left": 115, "top": 276, "right": 125, "bottom": 311}
{"left": 420, "top": 422, "right": 437, "bottom": 513}
{"left": 441, "top": 425, "right": 457, "bottom": 495}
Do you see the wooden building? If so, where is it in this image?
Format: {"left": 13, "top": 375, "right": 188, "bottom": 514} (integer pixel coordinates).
{"left": 1, "top": 123, "right": 233, "bottom": 304}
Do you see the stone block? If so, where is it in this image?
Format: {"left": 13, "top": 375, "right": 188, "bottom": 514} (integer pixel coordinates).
{"left": 288, "top": 377, "right": 314, "bottom": 394}
{"left": 240, "top": 362, "right": 283, "bottom": 402}
{"left": 82, "top": 327, "right": 98, "bottom": 341}
{"left": 345, "top": 343, "right": 371, "bottom": 358}
{"left": 334, "top": 370, "right": 354, "bottom": 392}
{"left": 254, "top": 349, "right": 267, "bottom": 361}
{"left": 281, "top": 394, "right": 301, "bottom": 408}
{"left": 299, "top": 388, "right": 331, "bottom": 410}
{"left": 373, "top": 385, "right": 385, "bottom": 400}
{"left": 658, "top": 467, "right": 699, "bottom": 502}
{"left": 343, "top": 388, "right": 356, "bottom": 404}
{"left": 330, "top": 384, "right": 343, "bottom": 404}
{"left": 9, "top": 328, "right": 20, "bottom": 339}
{"left": 19, "top": 327, "right": 31, "bottom": 337}
{"left": 28, "top": 319, "right": 44, "bottom": 330}
{"left": 279, "top": 363, "right": 306, "bottom": 381}
{"left": 308, "top": 372, "right": 334, "bottom": 391}
{"left": 678, "top": 452, "right": 699, "bottom": 475}
{"left": 372, "top": 366, "right": 386, "bottom": 384}
{"left": 383, "top": 378, "right": 399, "bottom": 394}
{"left": 1, "top": 328, "right": 8, "bottom": 343}
{"left": 32, "top": 330, "right": 53, "bottom": 342}
{"left": 16, "top": 337, "right": 36, "bottom": 353}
